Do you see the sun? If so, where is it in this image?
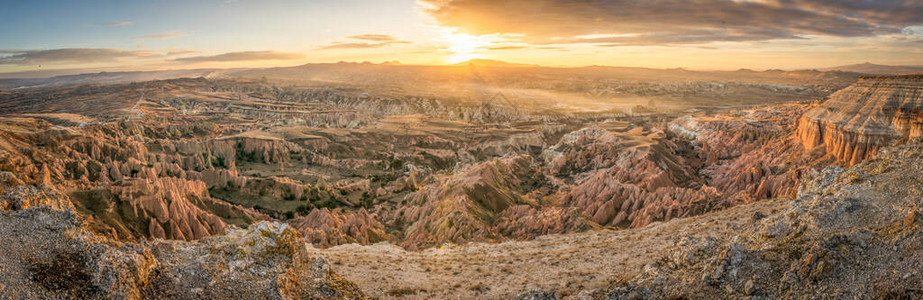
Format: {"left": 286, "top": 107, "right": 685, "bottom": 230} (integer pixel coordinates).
{"left": 443, "top": 32, "right": 487, "bottom": 64}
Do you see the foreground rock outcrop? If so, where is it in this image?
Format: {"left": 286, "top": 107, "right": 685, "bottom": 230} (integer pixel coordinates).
{"left": 0, "top": 205, "right": 365, "bottom": 299}
{"left": 797, "top": 75, "right": 923, "bottom": 165}
{"left": 597, "top": 139, "right": 923, "bottom": 299}
{"left": 0, "top": 171, "right": 73, "bottom": 211}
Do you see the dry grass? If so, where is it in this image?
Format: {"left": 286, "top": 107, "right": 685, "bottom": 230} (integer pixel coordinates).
{"left": 310, "top": 198, "right": 786, "bottom": 299}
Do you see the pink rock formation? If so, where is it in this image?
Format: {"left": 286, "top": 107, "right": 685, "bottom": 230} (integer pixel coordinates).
{"left": 676, "top": 105, "right": 834, "bottom": 203}
{"left": 212, "top": 136, "right": 302, "bottom": 166}
{"left": 551, "top": 123, "right": 721, "bottom": 228}
{"left": 107, "top": 177, "right": 233, "bottom": 240}
{"left": 495, "top": 205, "right": 594, "bottom": 238}
{"left": 564, "top": 163, "right": 720, "bottom": 228}
{"left": 289, "top": 207, "right": 389, "bottom": 248}
{"left": 382, "top": 155, "right": 574, "bottom": 249}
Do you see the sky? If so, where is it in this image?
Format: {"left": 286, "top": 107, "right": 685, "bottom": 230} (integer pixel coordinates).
{"left": 1, "top": 0, "right": 922, "bottom": 75}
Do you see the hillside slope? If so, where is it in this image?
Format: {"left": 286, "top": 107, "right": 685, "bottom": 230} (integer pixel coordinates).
{"left": 600, "top": 138, "right": 923, "bottom": 299}
{"left": 313, "top": 139, "right": 923, "bottom": 299}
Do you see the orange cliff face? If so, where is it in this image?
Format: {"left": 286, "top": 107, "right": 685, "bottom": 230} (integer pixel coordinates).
{"left": 797, "top": 75, "right": 923, "bottom": 165}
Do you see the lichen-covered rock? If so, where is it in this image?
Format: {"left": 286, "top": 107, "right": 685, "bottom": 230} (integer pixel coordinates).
{"left": 0, "top": 171, "right": 74, "bottom": 211}
{"left": 0, "top": 207, "right": 366, "bottom": 299}
{"left": 514, "top": 289, "right": 558, "bottom": 300}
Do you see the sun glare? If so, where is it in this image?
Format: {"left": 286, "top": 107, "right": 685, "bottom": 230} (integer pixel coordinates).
{"left": 443, "top": 32, "right": 487, "bottom": 64}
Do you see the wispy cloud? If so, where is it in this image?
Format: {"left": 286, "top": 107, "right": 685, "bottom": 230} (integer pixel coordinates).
{"left": 319, "top": 41, "right": 411, "bottom": 50}
{"left": 536, "top": 46, "right": 566, "bottom": 51}
{"left": 171, "top": 51, "right": 305, "bottom": 63}
{"left": 487, "top": 46, "right": 526, "bottom": 50}
{"left": 0, "top": 48, "right": 149, "bottom": 65}
{"left": 318, "top": 34, "right": 411, "bottom": 50}
{"left": 105, "top": 21, "right": 133, "bottom": 26}
{"left": 320, "top": 43, "right": 391, "bottom": 50}
{"left": 165, "top": 49, "right": 201, "bottom": 56}
{"left": 138, "top": 32, "right": 188, "bottom": 40}
{"left": 347, "top": 34, "right": 399, "bottom": 41}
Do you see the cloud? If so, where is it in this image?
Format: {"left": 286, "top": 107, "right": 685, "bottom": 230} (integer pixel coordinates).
{"left": 318, "top": 41, "right": 411, "bottom": 50}
{"left": 0, "top": 48, "right": 148, "bottom": 65}
{"left": 320, "top": 43, "right": 391, "bottom": 49}
{"left": 347, "top": 34, "right": 399, "bottom": 41}
{"left": 171, "top": 51, "right": 305, "bottom": 63}
{"left": 165, "top": 49, "right": 201, "bottom": 56}
{"left": 536, "top": 46, "right": 566, "bottom": 51}
{"left": 105, "top": 21, "right": 133, "bottom": 26}
{"left": 419, "top": 0, "right": 923, "bottom": 46}
{"left": 487, "top": 46, "right": 526, "bottom": 50}
{"left": 138, "top": 32, "right": 188, "bottom": 40}
{"left": 317, "top": 35, "right": 412, "bottom": 50}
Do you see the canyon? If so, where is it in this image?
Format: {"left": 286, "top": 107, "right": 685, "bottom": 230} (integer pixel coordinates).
{"left": 0, "top": 63, "right": 921, "bottom": 298}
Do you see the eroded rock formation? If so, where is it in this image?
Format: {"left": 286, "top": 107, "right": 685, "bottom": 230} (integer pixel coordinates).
{"left": 0, "top": 74, "right": 877, "bottom": 251}
{"left": 0, "top": 117, "right": 267, "bottom": 242}
{"left": 674, "top": 105, "right": 835, "bottom": 203}
{"left": 290, "top": 207, "right": 390, "bottom": 248}
{"left": 797, "top": 75, "right": 923, "bottom": 165}
{"left": 382, "top": 155, "right": 576, "bottom": 249}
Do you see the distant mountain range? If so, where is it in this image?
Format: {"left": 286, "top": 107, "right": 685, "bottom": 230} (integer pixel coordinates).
{"left": 0, "top": 69, "right": 230, "bottom": 90}
{"left": 5, "top": 60, "right": 920, "bottom": 91}
{"left": 819, "top": 62, "right": 923, "bottom": 75}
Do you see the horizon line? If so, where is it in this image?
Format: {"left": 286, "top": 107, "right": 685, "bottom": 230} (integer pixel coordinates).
{"left": 1, "top": 59, "right": 920, "bottom": 80}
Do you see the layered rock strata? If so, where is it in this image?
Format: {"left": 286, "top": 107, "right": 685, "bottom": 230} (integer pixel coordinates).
{"left": 797, "top": 75, "right": 923, "bottom": 165}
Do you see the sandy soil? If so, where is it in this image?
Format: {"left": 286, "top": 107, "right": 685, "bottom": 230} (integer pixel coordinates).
{"left": 311, "top": 198, "right": 787, "bottom": 299}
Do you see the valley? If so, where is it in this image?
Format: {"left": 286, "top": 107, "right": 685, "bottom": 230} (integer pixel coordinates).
{"left": 1, "top": 63, "right": 921, "bottom": 299}
{"left": 4, "top": 1, "right": 923, "bottom": 298}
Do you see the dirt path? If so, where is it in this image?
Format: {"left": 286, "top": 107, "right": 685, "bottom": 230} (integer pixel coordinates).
{"left": 129, "top": 82, "right": 147, "bottom": 118}
{"left": 311, "top": 198, "right": 787, "bottom": 299}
